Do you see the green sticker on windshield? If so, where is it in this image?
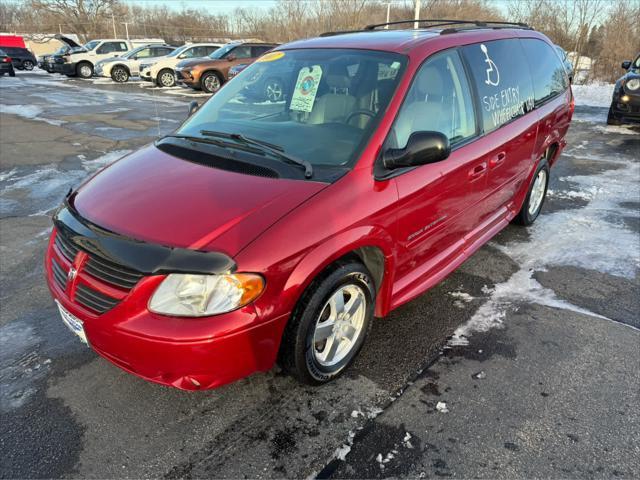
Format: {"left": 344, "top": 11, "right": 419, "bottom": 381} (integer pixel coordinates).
{"left": 290, "top": 65, "right": 323, "bottom": 113}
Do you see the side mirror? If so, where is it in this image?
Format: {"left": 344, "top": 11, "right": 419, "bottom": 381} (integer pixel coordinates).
{"left": 383, "top": 131, "right": 450, "bottom": 169}
{"left": 622, "top": 61, "right": 631, "bottom": 70}
{"left": 188, "top": 101, "right": 199, "bottom": 117}
{"left": 227, "top": 54, "right": 236, "bottom": 62}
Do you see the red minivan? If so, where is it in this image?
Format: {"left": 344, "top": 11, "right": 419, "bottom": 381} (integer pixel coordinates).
{"left": 45, "top": 20, "right": 573, "bottom": 390}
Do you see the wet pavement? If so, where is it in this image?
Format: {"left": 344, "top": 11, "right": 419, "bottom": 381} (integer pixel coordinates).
{"left": 1, "top": 71, "right": 639, "bottom": 479}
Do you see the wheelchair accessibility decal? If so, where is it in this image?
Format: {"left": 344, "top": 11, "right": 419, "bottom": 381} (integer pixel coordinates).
{"left": 480, "top": 44, "right": 500, "bottom": 87}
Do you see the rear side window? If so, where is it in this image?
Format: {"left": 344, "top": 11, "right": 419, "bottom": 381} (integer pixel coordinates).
{"left": 389, "top": 49, "right": 477, "bottom": 149}
{"left": 204, "top": 46, "right": 219, "bottom": 56}
{"left": 520, "top": 39, "right": 569, "bottom": 107}
{"left": 461, "top": 40, "right": 534, "bottom": 133}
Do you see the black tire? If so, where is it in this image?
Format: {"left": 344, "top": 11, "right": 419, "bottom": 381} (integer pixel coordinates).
{"left": 111, "top": 65, "right": 129, "bottom": 83}
{"left": 156, "top": 68, "right": 175, "bottom": 87}
{"left": 514, "top": 159, "right": 550, "bottom": 226}
{"left": 76, "top": 62, "right": 93, "bottom": 79}
{"left": 201, "top": 71, "right": 223, "bottom": 93}
{"left": 9, "top": 69, "right": 15, "bottom": 77}
{"left": 279, "top": 260, "right": 375, "bottom": 385}
{"left": 23, "top": 60, "right": 34, "bottom": 70}
{"left": 606, "top": 105, "right": 622, "bottom": 125}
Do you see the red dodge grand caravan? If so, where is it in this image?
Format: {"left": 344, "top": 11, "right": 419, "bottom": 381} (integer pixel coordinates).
{"left": 45, "top": 20, "right": 573, "bottom": 390}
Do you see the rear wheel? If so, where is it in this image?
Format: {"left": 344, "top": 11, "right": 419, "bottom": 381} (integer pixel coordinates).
{"left": 279, "top": 261, "right": 375, "bottom": 385}
{"left": 76, "top": 62, "right": 93, "bottom": 79}
{"left": 201, "top": 71, "right": 223, "bottom": 93}
{"left": 157, "top": 68, "right": 175, "bottom": 87}
{"left": 515, "top": 160, "right": 549, "bottom": 226}
{"left": 23, "top": 60, "right": 34, "bottom": 70}
{"left": 111, "top": 66, "right": 129, "bottom": 83}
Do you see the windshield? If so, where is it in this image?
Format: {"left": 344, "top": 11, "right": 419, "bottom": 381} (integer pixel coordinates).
{"left": 178, "top": 49, "right": 406, "bottom": 170}
{"left": 167, "top": 45, "right": 188, "bottom": 58}
{"left": 208, "top": 43, "right": 236, "bottom": 59}
{"left": 123, "top": 45, "right": 147, "bottom": 59}
{"left": 84, "top": 40, "right": 99, "bottom": 51}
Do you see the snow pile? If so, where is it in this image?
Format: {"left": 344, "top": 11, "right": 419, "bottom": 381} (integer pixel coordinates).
{"left": 571, "top": 83, "right": 614, "bottom": 108}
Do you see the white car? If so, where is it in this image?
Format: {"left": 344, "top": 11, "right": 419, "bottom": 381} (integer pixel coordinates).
{"left": 95, "top": 44, "right": 176, "bottom": 82}
{"left": 139, "top": 43, "right": 223, "bottom": 87}
{"left": 52, "top": 37, "right": 165, "bottom": 78}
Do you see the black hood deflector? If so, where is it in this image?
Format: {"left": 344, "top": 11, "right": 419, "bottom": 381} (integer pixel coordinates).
{"left": 53, "top": 198, "right": 236, "bottom": 276}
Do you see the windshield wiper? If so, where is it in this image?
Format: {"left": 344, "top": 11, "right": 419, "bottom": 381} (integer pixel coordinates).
{"left": 160, "top": 134, "right": 264, "bottom": 155}
{"left": 200, "top": 130, "right": 313, "bottom": 179}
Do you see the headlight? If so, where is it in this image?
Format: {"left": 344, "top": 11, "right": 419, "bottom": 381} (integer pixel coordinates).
{"left": 625, "top": 78, "right": 640, "bottom": 91}
{"left": 149, "top": 273, "right": 264, "bottom": 316}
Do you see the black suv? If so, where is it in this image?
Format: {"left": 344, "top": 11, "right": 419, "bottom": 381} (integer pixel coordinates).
{"left": 1, "top": 46, "right": 37, "bottom": 70}
{"left": 608, "top": 54, "right": 640, "bottom": 125}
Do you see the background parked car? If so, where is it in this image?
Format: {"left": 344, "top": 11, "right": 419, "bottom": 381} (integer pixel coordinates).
{"left": 95, "top": 44, "right": 176, "bottom": 82}
{"left": 139, "top": 43, "right": 223, "bottom": 87}
{"left": 175, "top": 42, "right": 278, "bottom": 93}
{"left": 0, "top": 49, "right": 16, "bottom": 77}
{"left": 607, "top": 54, "right": 640, "bottom": 125}
{"left": 51, "top": 36, "right": 165, "bottom": 78}
{"left": 1, "top": 46, "right": 37, "bottom": 71}
{"left": 39, "top": 45, "right": 71, "bottom": 72}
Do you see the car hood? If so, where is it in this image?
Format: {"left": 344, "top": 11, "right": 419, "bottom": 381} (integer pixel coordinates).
{"left": 98, "top": 56, "right": 126, "bottom": 65}
{"left": 176, "top": 57, "right": 225, "bottom": 69}
{"left": 55, "top": 34, "right": 82, "bottom": 49}
{"left": 72, "top": 145, "right": 328, "bottom": 256}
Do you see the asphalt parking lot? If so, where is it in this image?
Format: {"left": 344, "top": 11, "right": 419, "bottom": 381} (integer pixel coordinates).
{"left": 1, "top": 71, "right": 639, "bottom": 479}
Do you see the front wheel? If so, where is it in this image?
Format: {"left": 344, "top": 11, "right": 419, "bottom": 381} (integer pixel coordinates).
{"left": 76, "top": 62, "right": 93, "bottom": 79}
{"left": 515, "top": 160, "right": 549, "bottom": 226}
{"left": 23, "top": 60, "right": 34, "bottom": 70}
{"left": 201, "top": 71, "right": 223, "bottom": 93}
{"left": 156, "top": 68, "right": 175, "bottom": 88}
{"left": 606, "top": 105, "right": 622, "bottom": 125}
{"left": 111, "top": 66, "right": 129, "bottom": 83}
{"left": 279, "top": 261, "right": 375, "bottom": 385}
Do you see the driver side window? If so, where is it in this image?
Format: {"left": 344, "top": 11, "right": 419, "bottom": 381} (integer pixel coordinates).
{"left": 390, "top": 50, "right": 476, "bottom": 149}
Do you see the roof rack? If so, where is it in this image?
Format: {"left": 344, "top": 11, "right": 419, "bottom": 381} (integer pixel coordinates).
{"left": 363, "top": 18, "right": 531, "bottom": 32}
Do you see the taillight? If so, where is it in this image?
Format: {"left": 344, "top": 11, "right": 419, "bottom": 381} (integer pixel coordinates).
{"left": 2, "top": 56, "right": 11, "bottom": 63}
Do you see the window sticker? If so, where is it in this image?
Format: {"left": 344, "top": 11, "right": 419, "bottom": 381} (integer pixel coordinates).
{"left": 480, "top": 44, "right": 500, "bottom": 86}
{"left": 257, "top": 51, "right": 284, "bottom": 62}
{"left": 290, "top": 65, "right": 323, "bottom": 113}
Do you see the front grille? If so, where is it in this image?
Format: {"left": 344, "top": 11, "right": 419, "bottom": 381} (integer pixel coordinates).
{"left": 51, "top": 258, "right": 67, "bottom": 291}
{"left": 75, "top": 284, "right": 120, "bottom": 314}
{"left": 55, "top": 231, "right": 80, "bottom": 262}
{"left": 51, "top": 227, "right": 144, "bottom": 315}
{"left": 84, "top": 254, "right": 143, "bottom": 290}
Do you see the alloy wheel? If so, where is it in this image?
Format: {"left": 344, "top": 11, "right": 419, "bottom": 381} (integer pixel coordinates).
{"left": 528, "top": 169, "right": 547, "bottom": 216}
{"left": 204, "top": 74, "right": 221, "bottom": 93}
{"left": 23, "top": 60, "right": 34, "bottom": 70}
{"left": 160, "top": 71, "right": 175, "bottom": 87}
{"left": 79, "top": 64, "right": 93, "bottom": 78}
{"left": 312, "top": 284, "right": 367, "bottom": 367}
{"left": 112, "top": 67, "right": 128, "bottom": 83}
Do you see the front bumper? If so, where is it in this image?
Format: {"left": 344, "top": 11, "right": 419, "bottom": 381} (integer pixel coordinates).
{"left": 610, "top": 92, "right": 640, "bottom": 124}
{"left": 175, "top": 70, "right": 199, "bottom": 89}
{"left": 52, "top": 61, "right": 76, "bottom": 75}
{"left": 139, "top": 69, "right": 153, "bottom": 81}
{"left": 44, "top": 228, "right": 288, "bottom": 390}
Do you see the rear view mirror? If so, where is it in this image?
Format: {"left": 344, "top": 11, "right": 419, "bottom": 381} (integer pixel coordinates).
{"left": 188, "top": 101, "right": 199, "bottom": 117}
{"left": 383, "top": 131, "right": 450, "bottom": 169}
{"left": 621, "top": 60, "right": 631, "bottom": 70}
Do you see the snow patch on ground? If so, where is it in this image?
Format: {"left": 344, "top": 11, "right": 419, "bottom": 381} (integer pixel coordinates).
{"left": 450, "top": 135, "right": 639, "bottom": 346}
{"left": 0, "top": 104, "right": 66, "bottom": 126}
{"left": 571, "top": 83, "right": 614, "bottom": 108}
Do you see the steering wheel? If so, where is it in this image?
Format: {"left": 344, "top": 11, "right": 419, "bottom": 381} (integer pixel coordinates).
{"left": 345, "top": 109, "right": 376, "bottom": 125}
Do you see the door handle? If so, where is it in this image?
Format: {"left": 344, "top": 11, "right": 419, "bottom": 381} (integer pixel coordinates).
{"left": 468, "top": 162, "right": 487, "bottom": 180}
{"left": 489, "top": 152, "right": 506, "bottom": 168}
